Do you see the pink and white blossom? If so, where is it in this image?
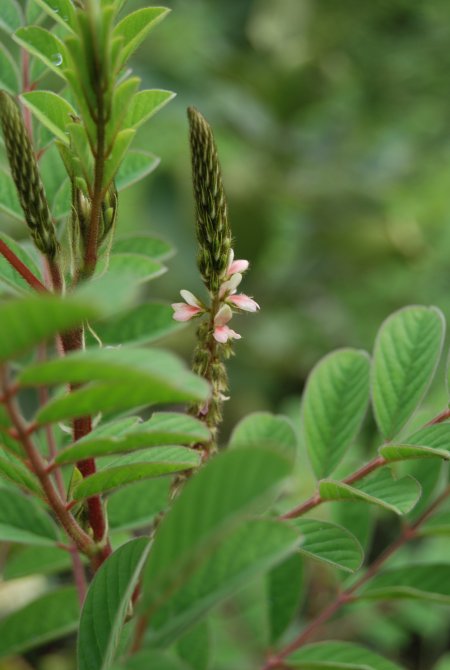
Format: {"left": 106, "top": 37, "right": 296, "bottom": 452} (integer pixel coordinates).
{"left": 219, "top": 272, "right": 242, "bottom": 298}
{"left": 172, "top": 289, "right": 204, "bottom": 322}
{"left": 227, "top": 249, "right": 249, "bottom": 276}
{"left": 228, "top": 293, "right": 260, "bottom": 312}
{"left": 213, "top": 304, "right": 242, "bottom": 343}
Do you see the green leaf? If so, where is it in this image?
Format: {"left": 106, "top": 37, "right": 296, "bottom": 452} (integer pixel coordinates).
{"left": 0, "top": 231, "right": 43, "bottom": 294}
{"left": 287, "top": 641, "right": 403, "bottom": 670}
{"left": 302, "top": 349, "right": 371, "bottom": 479}
{"left": 89, "top": 302, "right": 183, "bottom": 347}
{"left": 141, "top": 448, "right": 292, "bottom": 618}
{"left": 0, "top": 488, "right": 59, "bottom": 545}
{"left": 3, "top": 545, "right": 75, "bottom": 580}
{"left": 361, "top": 564, "right": 450, "bottom": 603}
{"left": 100, "top": 253, "right": 166, "bottom": 284}
{"left": 291, "top": 519, "right": 363, "bottom": 573}
{"left": 103, "top": 128, "right": 136, "bottom": 188}
{"left": 116, "top": 150, "right": 160, "bottom": 190}
{"left": 72, "top": 447, "right": 201, "bottom": 499}
{"left": 381, "top": 423, "right": 450, "bottom": 462}
{"left": 420, "top": 511, "right": 450, "bottom": 537}
{"left": 124, "top": 89, "right": 175, "bottom": 129}
{"left": 52, "top": 177, "right": 71, "bottom": 220}
{"left": 14, "top": 26, "right": 69, "bottom": 79}
{"left": 267, "top": 552, "right": 303, "bottom": 643}
{"left": 108, "top": 478, "right": 170, "bottom": 532}
{"left": 21, "top": 91, "right": 76, "bottom": 144}
{"left": 176, "top": 621, "right": 210, "bottom": 670}
{"left": 0, "top": 294, "right": 99, "bottom": 363}
{"left": 229, "top": 411, "right": 298, "bottom": 462}
{"left": 319, "top": 468, "right": 421, "bottom": 515}
{"left": 26, "top": 348, "right": 209, "bottom": 423}
{"left": 115, "top": 651, "right": 188, "bottom": 670}
{"left": 113, "top": 7, "right": 170, "bottom": 69}
{"left": 113, "top": 234, "right": 173, "bottom": 260}
{"left": 0, "top": 454, "right": 42, "bottom": 495}
{"left": 56, "top": 412, "right": 210, "bottom": 464}
{"left": 0, "top": 587, "right": 79, "bottom": 658}
{"left": 371, "top": 306, "right": 445, "bottom": 439}
{"left": 78, "top": 538, "right": 150, "bottom": 670}
{"left": 0, "top": 45, "right": 20, "bottom": 94}
{"left": 147, "top": 518, "right": 301, "bottom": 645}
{"left": 0, "top": 0, "right": 23, "bottom": 32}
{"left": 32, "top": 0, "right": 76, "bottom": 30}
{"left": 0, "top": 168, "right": 22, "bottom": 221}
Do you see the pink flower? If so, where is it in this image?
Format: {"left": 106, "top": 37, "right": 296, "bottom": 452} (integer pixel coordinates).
{"left": 228, "top": 293, "right": 260, "bottom": 312}
{"left": 172, "top": 290, "right": 204, "bottom": 322}
{"left": 213, "top": 304, "right": 241, "bottom": 343}
{"left": 219, "top": 272, "right": 242, "bottom": 298}
{"left": 227, "top": 249, "right": 249, "bottom": 277}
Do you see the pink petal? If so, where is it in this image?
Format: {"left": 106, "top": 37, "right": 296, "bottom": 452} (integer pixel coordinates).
{"left": 214, "top": 304, "right": 233, "bottom": 327}
{"left": 213, "top": 325, "right": 242, "bottom": 343}
{"left": 228, "top": 294, "right": 260, "bottom": 312}
{"left": 172, "top": 303, "right": 203, "bottom": 322}
{"left": 219, "top": 273, "right": 242, "bottom": 298}
{"left": 228, "top": 259, "right": 249, "bottom": 275}
{"left": 180, "top": 289, "right": 202, "bottom": 307}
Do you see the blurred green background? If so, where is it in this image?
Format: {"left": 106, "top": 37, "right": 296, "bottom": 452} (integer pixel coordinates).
{"left": 1, "top": 1, "right": 450, "bottom": 668}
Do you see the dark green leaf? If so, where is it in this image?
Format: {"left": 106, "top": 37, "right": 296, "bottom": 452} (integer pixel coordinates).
{"left": 288, "top": 641, "right": 403, "bottom": 670}
{"left": 0, "top": 587, "right": 79, "bottom": 658}
{"left": 177, "top": 621, "right": 210, "bottom": 670}
{"left": 3, "top": 544, "right": 75, "bottom": 579}
{"left": 108, "top": 478, "right": 170, "bottom": 532}
{"left": 78, "top": 538, "right": 150, "bottom": 670}
{"left": 371, "top": 306, "right": 445, "bottom": 439}
{"left": 0, "top": 45, "right": 20, "bottom": 94}
{"left": 268, "top": 552, "right": 303, "bottom": 643}
{"left": 0, "top": 453, "right": 41, "bottom": 495}
{"left": 302, "top": 349, "right": 370, "bottom": 479}
{"left": 361, "top": 564, "right": 450, "bottom": 603}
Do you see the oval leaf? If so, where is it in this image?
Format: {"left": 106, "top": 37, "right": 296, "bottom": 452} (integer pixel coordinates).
{"left": 0, "top": 488, "right": 59, "bottom": 545}
{"left": 291, "top": 519, "right": 363, "bottom": 573}
{"left": 113, "top": 7, "right": 170, "bottom": 69}
{"left": 361, "top": 564, "right": 450, "bottom": 603}
{"left": 14, "top": 26, "right": 69, "bottom": 79}
{"left": 302, "top": 349, "right": 370, "bottom": 479}
{"left": 371, "top": 306, "right": 445, "bottom": 439}
{"left": 230, "top": 411, "right": 298, "bottom": 462}
{"left": 288, "top": 641, "right": 403, "bottom": 670}
{"left": 21, "top": 90, "right": 76, "bottom": 143}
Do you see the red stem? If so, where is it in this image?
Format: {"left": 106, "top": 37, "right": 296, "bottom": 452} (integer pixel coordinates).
{"left": 0, "top": 240, "right": 48, "bottom": 293}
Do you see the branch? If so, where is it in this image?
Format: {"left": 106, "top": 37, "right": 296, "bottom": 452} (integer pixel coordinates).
{"left": 0, "top": 239, "right": 48, "bottom": 293}
{"left": 264, "top": 485, "right": 449, "bottom": 669}
{"left": 281, "top": 408, "right": 450, "bottom": 520}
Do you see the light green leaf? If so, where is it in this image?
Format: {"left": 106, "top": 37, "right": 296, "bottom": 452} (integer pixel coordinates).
{"left": 3, "top": 545, "right": 75, "bottom": 580}
{"left": 23, "top": 347, "right": 209, "bottom": 423}
{"left": 21, "top": 90, "right": 76, "bottom": 143}
{"left": 267, "top": 552, "right": 303, "bottom": 643}
{"left": 100, "top": 253, "right": 166, "bottom": 284}
{"left": 14, "top": 26, "right": 69, "bottom": 79}
{"left": 147, "top": 518, "right": 301, "bottom": 645}
{"left": 229, "top": 411, "right": 298, "bottom": 462}
{"left": 103, "top": 128, "right": 135, "bottom": 188}
{"left": 319, "top": 468, "right": 421, "bottom": 515}
{"left": 291, "top": 519, "right": 363, "bottom": 573}
{"left": 381, "top": 423, "right": 450, "bottom": 462}
{"left": 115, "top": 651, "right": 188, "bottom": 670}
{"left": 72, "top": 446, "right": 201, "bottom": 499}
{"left": 0, "top": 587, "right": 79, "bottom": 658}
{"left": 380, "top": 443, "right": 450, "bottom": 462}
{"left": 176, "top": 621, "right": 210, "bottom": 670}
{"left": 0, "top": 488, "right": 59, "bottom": 545}
{"left": 89, "top": 302, "right": 183, "bottom": 347}
{"left": 0, "top": 168, "right": 23, "bottom": 221}
{"left": 288, "top": 641, "right": 403, "bottom": 670}
{"left": 361, "top": 564, "right": 450, "bottom": 603}
{"left": 0, "top": 294, "right": 99, "bottom": 363}
{"left": 371, "top": 306, "right": 445, "bottom": 439}
{"left": 78, "top": 538, "right": 150, "bottom": 670}
{"left": 0, "top": 454, "right": 42, "bottom": 495}
{"left": 302, "top": 349, "right": 371, "bottom": 479}
{"left": 141, "top": 448, "right": 292, "bottom": 618}
{"left": 0, "top": 231, "right": 43, "bottom": 295}
{"left": 0, "top": 0, "right": 23, "bottom": 32}
{"left": 33, "top": 0, "right": 76, "bottom": 30}
{"left": 56, "top": 412, "right": 210, "bottom": 464}
{"left": 52, "top": 177, "right": 71, "bottom": 220}
{"left": 108, "top": 478, "right": 170, "bottom": 532}
{"left": 0, "top": 45, "right": 20, "bottom": 94}
{"left": 113, "top": 7, "right": 170, "bottom": 69}
{"left": 113, "top": 234, "right": 173, "bottom": 260}
{"left": 124, "top": 89, "right": 175, "bottom": 129}
{"left": 116, "top": 150, "right": 160, "bottom": 190}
